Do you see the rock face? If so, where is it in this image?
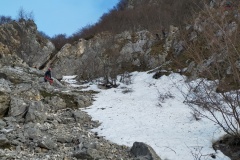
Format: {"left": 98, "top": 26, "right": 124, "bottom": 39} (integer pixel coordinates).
{"left": 50, "top": 30, "right": 173, "bottom": 80}
{"left": 0, "top": 20, "right": 55, "bottom": 68}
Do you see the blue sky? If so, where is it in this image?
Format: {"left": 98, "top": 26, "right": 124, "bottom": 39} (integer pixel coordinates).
{"left": 0, "top": 0, "right": 119, "bottom": 37}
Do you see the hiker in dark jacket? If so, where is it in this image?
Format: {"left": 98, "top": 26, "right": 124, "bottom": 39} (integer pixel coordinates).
{"left": 44, "top": 68, "right": 53, "bottom": 85}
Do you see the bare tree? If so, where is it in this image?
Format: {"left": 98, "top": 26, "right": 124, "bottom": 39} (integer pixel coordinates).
{"left": 17, "top": 7, "right": 34, "bottom": 21}
{"left": 79, "top": 52, "right": 101, "bottom": 82}
{"left": 50, "top": 34, "right": 68, "bottom": 51}
{"left": 17, "top": 7, "right": 25, "bottom": 20}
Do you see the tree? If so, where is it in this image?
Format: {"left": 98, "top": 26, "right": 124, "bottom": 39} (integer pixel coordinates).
{"left": 97, "top": 35, "right": 120, "bottom": 87}
{"left": 0, "top": 15, "right": 13, "bottom": 25}
{"left": 38, "top": 31, "right": 50, "bottom": 39}
{"left": 50, "top": 34, "right": 68, "bottom": 51}
{"left": 17, "top": 7, "right": 34, "bottom": 21}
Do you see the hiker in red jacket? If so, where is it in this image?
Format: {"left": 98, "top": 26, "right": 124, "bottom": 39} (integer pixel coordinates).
{"left": 44, "top": 68, "right": 53, "bottom": 85}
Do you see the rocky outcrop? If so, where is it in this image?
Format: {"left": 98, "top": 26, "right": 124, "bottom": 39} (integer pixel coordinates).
{"left": 0, "top": 20, "right": 55, "bottom": 68}
{"left": 50, "top": 30, "right": 171, "bottom": 80}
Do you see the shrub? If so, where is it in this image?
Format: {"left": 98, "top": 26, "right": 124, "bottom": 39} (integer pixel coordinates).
{"left": 17, "top": 7, "right": 34, "bottom": 21}
{"left": 0, "top": 15, "right": 13, "bottom": 25}
{"left": 50, "top": 34, "right": 68, "bottom": 51}
{"left": 180, "top": 1, "right": 240, "bottom": 136}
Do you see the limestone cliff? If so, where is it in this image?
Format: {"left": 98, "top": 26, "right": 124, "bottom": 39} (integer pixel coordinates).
{"left": 50, "top": 30, "right": 176, "bottom": 80}
{"left": 0, "top": 19, "right": 55, "bottom": 68}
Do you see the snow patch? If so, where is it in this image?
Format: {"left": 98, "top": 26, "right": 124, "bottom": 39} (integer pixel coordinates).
{"left": 81, "top": 72, "right": 229, "bottom": 160}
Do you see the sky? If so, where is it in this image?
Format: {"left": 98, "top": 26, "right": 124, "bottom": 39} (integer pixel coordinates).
{"left": 62, "top": 72, "right": 230, "bottom": 160}
{"left": 0, "top": 0, "right": 119, "bottom": 37}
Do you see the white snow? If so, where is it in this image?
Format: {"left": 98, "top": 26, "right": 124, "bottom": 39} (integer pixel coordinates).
{"left": 61, "top": 75, "right": 83, "bottom": 88}
{"left": 66, "top": 71, "right": 230, "bottom": 160}
{"left": 62, "top": 75, "right": 78, "bottom": 84}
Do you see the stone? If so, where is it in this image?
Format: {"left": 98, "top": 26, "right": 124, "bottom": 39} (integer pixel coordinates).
{"left": 0, "top": 119, "right": 6, "bottom": 129}
{"left": 25, "top": 101, "right": 47, "bottom": 123}
{"left": 0, "top": 78, "right": 11, "bottom": 93}
{"left": 72, "top": 148, "right": 99, "bottom": 160}
{"left": 38, "top": 136, "right": 57, "bottom": 150}
{"left": 72, "top": 110, "right": 88, "bottom": 122}
{"left": 0, "top": 92, "right": 10, "bottom": 117}
{"left": 16, "top": 145, "right": 21, "bottom": 152}
{"left": 35, "top": 147, "right": 42, "bottom": 153}
{"left": 0, "top": 134, "right": 10, "bottom": 148}
{"left": 13, "top": 84, "right": 41, "bottom": 101}
{"left": 130, "top": 142, "right": 161, "bottom": 160}
{"left": 8, "top": 97, "right": 28, "bottom": 119}
{"left": 45, "top": 96, "right": 66, "bottom": 110}
{"left": 56, "top": 135, "right": 72, "bottom": 143}
{"left": 24, "top": 125, "right": 42, "bottom": 140}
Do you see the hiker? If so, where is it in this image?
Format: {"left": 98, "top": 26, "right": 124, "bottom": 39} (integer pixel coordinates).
{"left": 44, "top": 68, "right": 53, "bottom": 85}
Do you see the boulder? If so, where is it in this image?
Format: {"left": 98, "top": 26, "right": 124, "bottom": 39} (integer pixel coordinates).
{"left": 8, "top": 97, "right": 28, "bottom": 119}
{"left": 0, "top": 78, "right": 11, "bottom": 93}
{"left": 38, "top": 136, "right": 57, "bottom": 150}
{"left": 72, "top": 142, "right": 100, "bottom": 160}
{"left": 0, "top": 119, "right": 6, "bottom": 129}
{"left": 13, "top": 83, "right": 41, "bottom": 101}
{"left": 213, "top": 135, "right": 240, "bottom": 160}
{"left": 45, "top": 96, "right": 66, "bottom": 110}
{"left": 72, "top": 110, "right": 89, "bottom": 122}
{"left": 0, "top": 134, "right": 10, "bottom": 148}
{"left": 25, "top": 101, "right": 47, "bottom": 123}
{"left": 74, "top": 95, "right": 92, "bottom": 107}
{"left": 56, "top": 135, "right": 73, "bottom": 143}
{"left": 24, "top": 124, "right": 42, "bottom": 140}
{"left": 130, "top": 142, "right": 161, "bottom": 160}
